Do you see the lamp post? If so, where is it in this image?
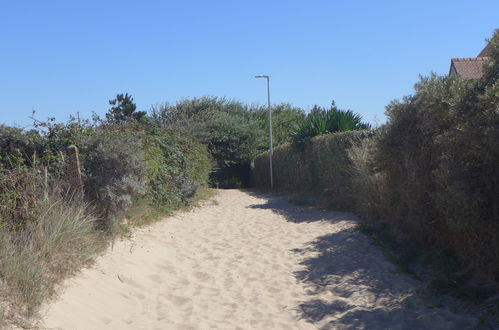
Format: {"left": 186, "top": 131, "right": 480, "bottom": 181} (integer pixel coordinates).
{"left": 255, "top": 75, "right": 273, "bottom": 190}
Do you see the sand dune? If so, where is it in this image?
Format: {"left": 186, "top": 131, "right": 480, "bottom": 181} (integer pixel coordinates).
{"left": 40, "top": 189, "right": 479, "bottom": 329}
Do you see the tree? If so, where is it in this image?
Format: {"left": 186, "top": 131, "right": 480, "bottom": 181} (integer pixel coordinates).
{"left": 106, "top": 93, "right": 146, "bottom": 123}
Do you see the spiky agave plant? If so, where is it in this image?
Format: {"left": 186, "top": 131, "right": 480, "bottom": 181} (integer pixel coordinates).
{"left": 292, "top": 102, "right": 370, "bottom": 146}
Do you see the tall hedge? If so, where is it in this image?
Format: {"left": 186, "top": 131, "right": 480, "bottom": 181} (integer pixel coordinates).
{"left": 253, "top": 31, "right": 499, "bottom": 283}
{"left": 358, "top": 74, "right": 499, "bottom": 281}
{"left": 350, "top": 31, "right": 499, "bottom": 282}
{"left": 253, "top": 130, "right": 373, "bottom": 210}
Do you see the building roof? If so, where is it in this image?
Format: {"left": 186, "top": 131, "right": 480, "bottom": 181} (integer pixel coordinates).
{"left": 449, "top": 57, "right": 490, "bottom": 79}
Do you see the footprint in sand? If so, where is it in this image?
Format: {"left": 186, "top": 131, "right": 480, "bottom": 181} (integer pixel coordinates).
{"left": 166, "top": 295, "right": 191, "bottom": 307}
{"left": 40, "top": 190, "right": 483, "bottom": 330}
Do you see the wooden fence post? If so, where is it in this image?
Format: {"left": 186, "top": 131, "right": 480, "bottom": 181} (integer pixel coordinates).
{"left": 67, "top": 145, "right": 84, "bottom": 200}
{"left": 43, "top": 165, "right": 48, "bottom": 200}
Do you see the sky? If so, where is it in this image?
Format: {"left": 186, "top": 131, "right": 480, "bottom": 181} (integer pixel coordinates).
{"left": 0, "top": 0, "right": 497, "bottom": 127}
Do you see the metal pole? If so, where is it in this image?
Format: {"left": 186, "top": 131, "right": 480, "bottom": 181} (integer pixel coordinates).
{"left": 266, "top": 77, "right": 273, "bottom": 190}
{"left": 255, "top": 75, "right": 274, "bottom": 190}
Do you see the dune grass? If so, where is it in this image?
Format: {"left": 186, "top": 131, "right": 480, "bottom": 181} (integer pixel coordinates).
{"left": 0, "top": 186, "right": 219, "bottom": 327}
{"left": 0, "top": 196, "right": 106, "bottom": 326}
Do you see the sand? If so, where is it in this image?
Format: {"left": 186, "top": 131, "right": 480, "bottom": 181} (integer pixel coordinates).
{"left": 40, "top": 189, "right": 479, "bottom": 329}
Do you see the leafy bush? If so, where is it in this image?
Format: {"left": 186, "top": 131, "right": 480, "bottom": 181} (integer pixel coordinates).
{"left": 365, "top": 37, "right": 499, "bottom": 281}
{"left": 81, "top": 128, "right": 148, "bottom": 223}
{"left": 250, "top": 103, "right": 306, "bottom": 147}
{"left": 253, "top": 130, "right": 373, "bottom": 209}
{"left": 0, "top": 97, "right": 213, "bottom": 325}
{"left": 150, "top": 97, "right": 261, "bottom": 187}
{"left": 254, "top": 29, "right": 499, "bottom": 283}
{"left": 145, "top": 131, "right": 211, "bottom": 211}
{"left": 347, "top": 133, "right": 388, "bottom": 219}
{"left": 0, "top": 168, "right": 42, "bottom": 229}
{"left": 150, "top": 97, "right": 305, "bottom": 188}
{"left": 291, "top": 102, "right": 371, "bottom": 146}
{"left": 0, "top": 126, "right": 44, "bottom": 169}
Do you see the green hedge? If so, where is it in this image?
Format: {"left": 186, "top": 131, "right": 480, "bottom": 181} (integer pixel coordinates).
{"left": 253, "top": 130, "right": 373, "bottom": 210}
{"left": 1, "top": 123, "right": 213, "bottom": 229}
{"left": 253, "top": 31, "right": 499, "bottom": 283}
{"left": 145, "top": 132, "right": 211, "bottom": 212}
{"left": 357, "top": 71, "right": 499, "bottom": 282}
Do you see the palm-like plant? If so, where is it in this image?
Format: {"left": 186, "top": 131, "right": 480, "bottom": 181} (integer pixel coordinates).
{"left": 292, "top": 102, "right": 370, "bottom": 146}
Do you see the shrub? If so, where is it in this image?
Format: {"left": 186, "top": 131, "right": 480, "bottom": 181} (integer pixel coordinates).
{"left": 80, "top": 128, "right": 147, "bottom": 223}
{"left": 250, "top": 103, "right": 305, "bottom": 147}
{"left": 291, "top": 102, "right": 371, "bottom": 147}
{"left": 145, "top": 131, "right": 211, "bottom": 211}
{"left": 348, "top": 30, "right": 499, "bottom": 282}
{"left": 150, "top": 97, "right": 304, "bottom": 188}
{"left": 150, "top": 97, "right": 262, "bottom": 187}
{"left": 253, "top": 130, "right": 373, "bottom": 210}
{"left": 0, "top": 168, "right": 42, "bottom": 229}
{"left": 0, "top": 100, "right": 213, "bottom": 325}
{"left": 347, "top": 132, "right": 388, "bottom": 219}
{"left": 253, "top": 30, "right": 499, "bottom": 283}
{"left": 0, "top": 126, "right": 44, "bottom": 169}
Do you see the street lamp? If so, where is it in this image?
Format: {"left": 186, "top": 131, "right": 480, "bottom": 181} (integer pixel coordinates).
{"left": 255, "top": 75, "right": 273, "bottom": 190}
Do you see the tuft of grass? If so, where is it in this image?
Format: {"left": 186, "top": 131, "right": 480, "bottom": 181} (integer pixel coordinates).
{"left": 0, "top": 196, "right": 105, "bottom": 324}
{"left": 0, "top": 185, "right": 218, "bottom": 328}
{"left": 122, "top": 198, "right": 165, "bottom": 229}
{"left": 191, "top": 186, "right": 218, "bottom": 206}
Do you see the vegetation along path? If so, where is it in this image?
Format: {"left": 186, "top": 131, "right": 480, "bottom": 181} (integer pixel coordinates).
{"left": 41, "top": 190, "right": 480, "bottom": 329}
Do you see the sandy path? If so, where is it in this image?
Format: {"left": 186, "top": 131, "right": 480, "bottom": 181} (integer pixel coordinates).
{"left": 40, "top": 189, "right": 478, "bottom": 329}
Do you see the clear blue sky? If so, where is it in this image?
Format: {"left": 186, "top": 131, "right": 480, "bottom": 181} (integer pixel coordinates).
{"left": 1, "top": 0, "right": 497, "bottom": 127}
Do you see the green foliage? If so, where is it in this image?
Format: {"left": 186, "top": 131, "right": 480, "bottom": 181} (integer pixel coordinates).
{"left": 0, "top": 126, "right": 44, "bottom": 169}
{"left": 254, "top": 29, "right": 499, "bottom": 284}
{"left": 292, "top": 102, "right": 371, "bottom": 146}
{"left": 350, "top": 31, "right": 499, "bottom": 283}
{"left": 80, "top": 128, "right": 148, "bottom": 223}
{"left": 0, "top": 96, "right": 212, "bottom": 323}
{"left": 250, "top": 103, "right": 306, "bottom": 146}
{"left": 0, "top": 168, "right": 42, "bottom": 229}
{"left": 347, "top": 133, "right": 387, "bottom": 219}
{"left": 106, "top": 93, "right": 146, "bottom": 123}
{"left": 0, "top": 106, "right": 212, "bottom": 228}
{"left": 150, "top": 97, "right": 306, "bottom": 187}
{"left": 364, "top": 67, "right": 499, "bottom": 276}
{"left": 150, "top": 97, "right": 263, "bottom": 187}
{"left": 144, "top": 131, "right": 211, "bottom": 211}
{"left": 253, "top": 130, "right": 373, "bottom": 209}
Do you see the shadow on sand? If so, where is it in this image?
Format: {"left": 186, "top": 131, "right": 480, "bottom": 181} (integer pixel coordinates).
{"left": 245, "top": 189, "right": 476, "bottom": 330}
{"left": 246, "top": 189, "right": 353, "bottom": 224}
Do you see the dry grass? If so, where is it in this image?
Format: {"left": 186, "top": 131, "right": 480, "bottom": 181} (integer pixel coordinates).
{"left": 0, "top": 196, "right": 105, "bottom": 327}
{"left": 0, "top": 186, "right": 218, "bottom": 328}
